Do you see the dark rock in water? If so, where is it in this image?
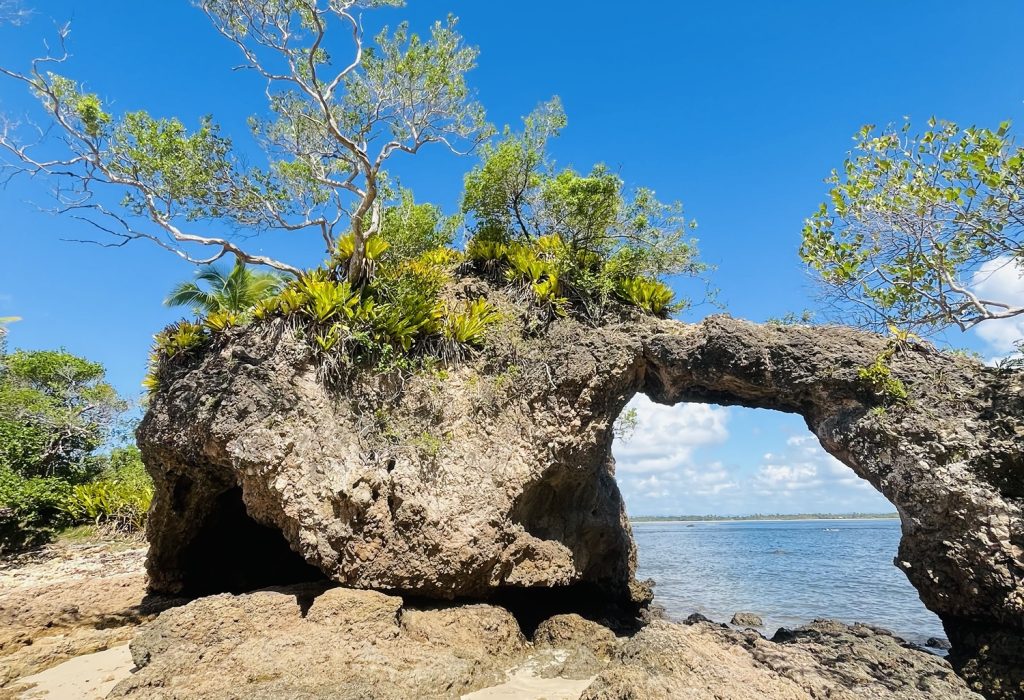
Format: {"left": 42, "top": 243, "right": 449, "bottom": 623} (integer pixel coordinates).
{"left": 684, "top": 612, "right": 714, "bottom": 625}
{"left": 929, "top": 636, "right": 953, "bottom": 650}
{"left": 771, "top": 627, "right": 798, "bottom": 643}
{"left": 731, "top": 612, "right": 763, "bottom": 627}
{"left": 139, "top": 280, "right": 1024, "bottom": 698}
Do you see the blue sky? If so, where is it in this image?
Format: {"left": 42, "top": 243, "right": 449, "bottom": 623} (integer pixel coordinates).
{"left": 1, "top": 1, "right": 1022, "bottom": 515}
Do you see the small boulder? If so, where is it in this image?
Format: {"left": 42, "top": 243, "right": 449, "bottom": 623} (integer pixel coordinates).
{"left": 684, "top": 612, "right": 714, "bottom": 625}
{"left": 927, "top": 637, "right": 952, "bottom": 650}
{"left": 533, "top": 614, "right": 618, "bottom": 659}
{"left": 731, "top": 612, "right": 763, "bottom": 627}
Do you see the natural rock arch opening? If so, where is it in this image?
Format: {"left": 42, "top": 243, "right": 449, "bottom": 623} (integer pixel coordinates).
{"left": 610, "top": 398, "right": 944, "bottom": 644}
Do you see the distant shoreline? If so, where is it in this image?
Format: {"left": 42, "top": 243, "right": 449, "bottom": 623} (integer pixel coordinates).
{"left": 630, "top": 513, "right": 899, "bottom": 524}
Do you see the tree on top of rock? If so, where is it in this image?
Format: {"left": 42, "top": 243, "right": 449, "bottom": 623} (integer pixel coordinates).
{"left": 0, "top": 0, "right": 491, "bottom": 283}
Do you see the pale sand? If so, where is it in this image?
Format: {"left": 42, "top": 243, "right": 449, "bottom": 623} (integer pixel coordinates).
{"left": 16, "top": 645, "right": 134, "bottom": 700}
{"left": 14, "top": 645, "right": 591, "bottom": 700}
{"left": 461, "top": 667, "right": 594, "bottom": 700}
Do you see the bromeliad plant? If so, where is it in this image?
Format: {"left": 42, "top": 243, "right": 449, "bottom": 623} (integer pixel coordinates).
{"left": 615, "top": 277, "right": 678, "bottom": 317}
{"left": 146, "top": 246, "right": 502, "bottom": 389}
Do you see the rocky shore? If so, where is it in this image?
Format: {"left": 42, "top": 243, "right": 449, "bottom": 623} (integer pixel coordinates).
{"left": 0, "top": 536, "right": 982, "bottom": 700}
{"left": 137, "top": 291, "right": 1024, "bottom": 697}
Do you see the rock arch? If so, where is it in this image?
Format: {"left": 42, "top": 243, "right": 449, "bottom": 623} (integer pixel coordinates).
{"left": 139, "top": 308, "right": 1023, "bottom": 697}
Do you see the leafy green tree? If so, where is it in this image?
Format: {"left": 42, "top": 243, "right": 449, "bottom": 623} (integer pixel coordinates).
{"left": 0, "top": 343, "right": 135, "bottom": 551}
{"left": 166, "top": 260, "right": 285, "bottom": 315}
{"left": 0, "top": 1, "right": 491, "bottom": 282}
{"left": 0, "top": 349, "right": 126, "bottom": 480}
{"left": 802, "top": 119, "right": 1024, "bottom": 334}
{"left": 462, "top": 100, "right": 705, "bottom": 315}
{"left": 379, "top": 189, "right": 461, "bottom": 264}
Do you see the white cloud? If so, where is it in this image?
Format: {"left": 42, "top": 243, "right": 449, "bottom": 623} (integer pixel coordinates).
{"left": 614, "top": 403, "right": 893, "bottom": 516}
{"left": 972, "top": 256, "right": 1024, "bottom": 354}
{"left": 613, "top": 395, "right": 729, "bottom": 475}
{"left": 753, "top": 435, "right": 874, "bottom": 497}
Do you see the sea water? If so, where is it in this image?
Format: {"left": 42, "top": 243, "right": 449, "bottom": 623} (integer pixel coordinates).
{"left": 632, "top": 518, "right": 946, "bottom": 645}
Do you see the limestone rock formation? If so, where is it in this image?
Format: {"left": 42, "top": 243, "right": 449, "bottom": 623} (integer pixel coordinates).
{"left": 111, "top": 585, "right": 524, "bottom": 699}
{"left": 110, "top": 584, "right": 982, "bottom": 700}
{"left": 138, "top": 280, "right": 1024, "bottom": 698}
{"left": 581, "top": 619, "right": 980, "bottom": 700}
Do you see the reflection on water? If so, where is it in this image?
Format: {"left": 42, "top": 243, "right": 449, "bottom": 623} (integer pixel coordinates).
{"left": 632, "top": 519, "right": 945, "bottom": 645}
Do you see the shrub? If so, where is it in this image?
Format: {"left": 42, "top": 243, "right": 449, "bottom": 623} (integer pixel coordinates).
{"left": 0, "top": 466, "right": 73, "bottom": 553}
{"left": 63, "top": 447, "right": 153, "bottom": 534}
{"left": 438, "top": 298, "right": 500, "bottom": 363}
{"left": 64, "top": 479, "right": 152, "bottom": 534}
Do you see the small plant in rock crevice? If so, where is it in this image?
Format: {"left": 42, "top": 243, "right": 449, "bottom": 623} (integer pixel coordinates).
{"left": 857, "top": 331, "right": 913, "bottom": 403}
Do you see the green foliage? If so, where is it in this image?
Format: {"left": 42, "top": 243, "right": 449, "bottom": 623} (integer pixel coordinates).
{"left": 0, "top": 349, "right": 126, "bottom": 480}
{"left": 857, "top": 346, "right": 909, "bottom": 402}
{"left": 614, "top": 407, "right": 639, "bottom": 442}
{"left": 766, "top": 310, "right": 816, "bottom": 326}
{"left": 802, "top": 118, "right": 1024, "bottom": 333}
{"left": 461, "top": 100, "right": 705, "bottom": 318}
{"left": 173, "top": 248, "right": 498, "bottom": 376}
{"left": 466, "top": 234, "right": 509, "bottom": 267}
{"left": 166, "top": 260, "right": 285, "bottom": 316}
{"left": 0, "top": 465, "right": 73, "bottom": 552}
{"left": 64, "top": 478, "right": 152, "bottom": 534}
{"left": 335, "top": 233, "right": 391, "bottom": 266}
{"left": 0, "top": 342, "right": 139, "bottom": 552}
{"left": 295, "top": 274, "right": 364, "bottom": 325}
{"left": 380, "top": 189, "right": 461, "bottom": 263}
{"left": 145, "top": 320, "right": 208, "bottom": 392}
{"left": 3, "top": 3, "right": 491, "bottom": 281}
{"left": 996, "top": 340, "right": 1024, "bottom": 370}
{"left": 154, "top": 321, "right": 207, "bottom": 359}
{"left": 615, "top": 277, "right": 676, "bottom": 317}
{"left": 441, "top": 298, "right": 500, "bottom": 346}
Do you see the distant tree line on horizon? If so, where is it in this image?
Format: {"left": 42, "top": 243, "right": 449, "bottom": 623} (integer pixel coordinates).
{"left": 630, "top": 513, "right": 900, "bottom": 523}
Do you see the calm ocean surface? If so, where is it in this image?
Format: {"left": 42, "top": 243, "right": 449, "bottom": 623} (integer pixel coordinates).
{"left": 632, "top": 518, "right": 946, "bottom": 646}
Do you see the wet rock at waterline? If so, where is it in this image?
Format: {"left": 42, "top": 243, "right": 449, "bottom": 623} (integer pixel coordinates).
{"left": 138, "top": 279, "right": 1024, "bottom": 698}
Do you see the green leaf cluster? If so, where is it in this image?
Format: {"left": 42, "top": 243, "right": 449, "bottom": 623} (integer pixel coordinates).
{"left": 0, "top": 349, "right": 125, "bottom": 480}
{"left": 64, "top": 456, "right": 153, "bottom": 534}
{"left": 802, "top": 119, "right": 1024, "bottom": 332}
{"left": 152, "top": 245, "right": 499, "bottom": 380}
{"left": 461, "top": 100, "right": 704, "bottom": 318}
{"left": 857, "top": 344, "right": 909, "bottom": 403}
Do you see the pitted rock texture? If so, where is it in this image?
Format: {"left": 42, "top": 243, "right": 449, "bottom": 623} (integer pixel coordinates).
{"left": 580, "top": 619, "right": 980, "bottom": 700}
{"left": 139, "top": 284, "right": 1023, "bottom": 698}
{"left": 108, "top": 584, "right": 981, "bottom": 700}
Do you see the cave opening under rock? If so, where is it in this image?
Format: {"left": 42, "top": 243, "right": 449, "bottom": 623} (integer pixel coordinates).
{"left": 176, "top": 487, "right": 329, "bottom": 597}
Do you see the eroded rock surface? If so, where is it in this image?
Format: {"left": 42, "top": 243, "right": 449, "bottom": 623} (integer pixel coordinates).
{"left": 582, "top": 619, "right": 980, "bottom": 700}
{"left": 0, "top": 537, "right": 176, "bottom": 697}
{"left": 139, "top": 284, "right": 1024, "bottom": 698}
{"left": 111, "top": 585, "right": 525, "bottom": 699}
{"left": 109, "top": 584, "right": 981, "bottom": 700}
